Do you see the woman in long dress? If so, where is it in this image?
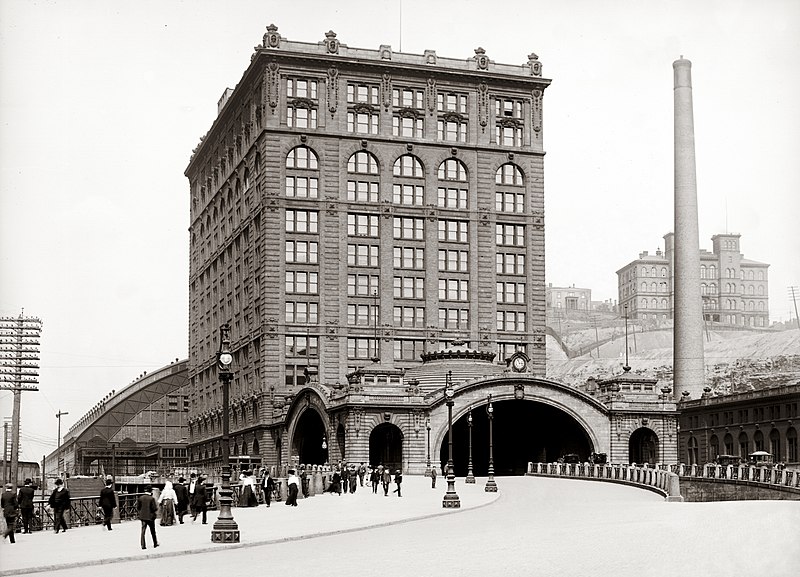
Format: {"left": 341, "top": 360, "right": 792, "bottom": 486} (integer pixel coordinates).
{"left": 239, "top": 470, "right": 258, "bottom": 507}
{"left": 158, "top": 481, "right": 177, "bottom": 526}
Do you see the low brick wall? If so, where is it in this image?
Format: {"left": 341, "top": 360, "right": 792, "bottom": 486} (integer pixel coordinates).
{"left": 680, "top": 477, "right": 800, "bottom": 502}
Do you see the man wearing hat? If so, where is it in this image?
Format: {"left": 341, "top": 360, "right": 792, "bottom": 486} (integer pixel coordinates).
{"left": 173, "top": 477, "right": 189, "bottom": 524}
{"left": 2, "top": 483, "right": 19, "bottom": 543}
{"left": 99, "top": 478, "right": 117, "bottom": 531}
{"left": 285, "top": 469, "right": 299, "bottom": 506}
{"left": 136, "top": 485, "right": 159, "bottom": 549}
{"left": 17, "top": 479, "right": 36, "bottom": 534}
{"left": 190, "top": 476, "right": 208, "bottom": 524}
{"left": 48, "top": 478, "right": 71, "bottom": 533}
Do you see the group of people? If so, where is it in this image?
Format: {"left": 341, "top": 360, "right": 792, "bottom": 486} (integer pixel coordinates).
{"left": 324, "top": 462, "right": 402, "bottom": 497}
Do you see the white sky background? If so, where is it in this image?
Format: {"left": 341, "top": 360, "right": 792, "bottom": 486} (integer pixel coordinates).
{"left": 1, "top": 0, "right": 798, "bottom": 462}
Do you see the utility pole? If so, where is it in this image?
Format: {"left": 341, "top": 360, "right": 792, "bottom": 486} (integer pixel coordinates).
{"left": 790, "top": 287, "right": 800, "bottom": 330}
{"left": 56, "top": 410, "right": 69, "bottom": 477}
{"left": 0, "top": 313, "right": 42, "bottom": 487}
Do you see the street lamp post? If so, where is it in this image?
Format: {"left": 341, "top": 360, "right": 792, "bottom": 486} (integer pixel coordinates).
{"left": 211, "top": 323, "right": 239, "bottom": 543}
{"left": 425, "top": 417, "right": 431, "bottom": 476}
{"left": 442, "top": 370, "right": 460, "bottom": 508}
{"left": 322, "top": 436, "right": 328, "bottom": 464}
{"left": 465, "top": 406, "right": 475, "bottom": 483}
{"left": 485, "top": 394, "right": 497, "bottom": 492}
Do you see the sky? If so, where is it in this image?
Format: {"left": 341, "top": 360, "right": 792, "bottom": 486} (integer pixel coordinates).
{"left": 1, "top": 0, "right": 798, "bottom": 463}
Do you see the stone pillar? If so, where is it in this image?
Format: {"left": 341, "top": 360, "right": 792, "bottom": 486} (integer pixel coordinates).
{"left": 673, "top": 57, "right": 705, "bottom": 401}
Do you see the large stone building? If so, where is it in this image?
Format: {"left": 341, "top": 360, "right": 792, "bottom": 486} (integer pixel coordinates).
{"left": 545, "top": 283, "right": 592, "bottom": 311}
{"left": 617, "top": 232, "right": 769, "bottom": 326}
{"left": 184, "top": 26, "right": 678, "bottom": 476}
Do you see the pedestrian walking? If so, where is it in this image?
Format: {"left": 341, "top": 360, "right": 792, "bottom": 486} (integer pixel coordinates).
{"left": 300, "top": 467, "right": 309, "bottom": 498}
{"left": 328, "top": 469, "right": 342, "bottom": 495}
{"left": 358, "top": 462, "right": 366, "bottom": 486}
{"left": 430, "top": 466, "right": 437, "bottom": 489}
{"left": 191, "top": 477, "right": 208, "bottom": 524}
{"left": 285, "top": 469, "right": 299, "bottom": 506}
{"left": 262, "top": 470, "right": 275, "bottom": 506}
{"left": 393, "top": 469, "right": 403, "bottom": 497}
{"left": 17, "top": 479, "right": 35, "bottom": 534}
{"left": 48, "top": 478, "right": 70, "bottom": 533}
{"left": 348, "top": 465, "right": 358, "bottom": 494}
{"left": 381, "top": 467, "right": 392, "bottom": 496}
{"left": 239, "top": 470, "right": 258, "bottom": 507}
{"left": 370, "top": 467, "right": 380, "bottom": 493}
{"left": 99, "top": 478, "right": 116, "bottom": 530}
{"left": 188, "top": 473, "right": 198, "bottom": 519}
{"left": 158, "top": 480, "right": 177, "bottom": 526}
{"left": 173, "top": 477, "right": 189, "bottom": 523}
{"left": 137, "top": 485, "right": 159, "bottom": 550}
{"left": 341, "top": 466, "right": 350, "bottom": 495}
{"left": 2, "top": 483, "right": 19, "bottom": 543}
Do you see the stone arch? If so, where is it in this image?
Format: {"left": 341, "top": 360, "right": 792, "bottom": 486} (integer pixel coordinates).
{"left": 284, "top": 388, "right": 330, "bottom": 465}
{"left": 369, "top": 422, "right": 404, "bottom": 471}
{"left": 629, "top": 427, "right": 659, "bottom": 465}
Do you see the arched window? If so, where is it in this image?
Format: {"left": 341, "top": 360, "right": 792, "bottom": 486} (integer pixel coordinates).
{"left": 769, "top": 429, "right": 780, "bottom": 462}
{"left": 758, "top": 270, "right": 764, "bottom": 281}
{"left": 641, "top": 298, "right": 648, "bottom": 308}
{"left": 437, "top": 159, "right": 468, "bottom": 209}
{"left": 723, "top": 433, "right": 734, "bottom": 455}
{"left": 708, "top": 265, "right": 716, "bottom": 279}
{"left": 642, "top": 267, "right": 649, "bottom": 278}
{"left": 651, "top": 282, "right": 657, "bottom": 292}
{"left": 747, "top": 270, "right": 754, "bottom": 280}
{"left": 700, "top": 265, "right": 707, "bottom": 279}
{"left": 738, "top": 432, "right": 749, "bottom": 457}
{"left": 688, "top": 436, "right": 699, "bottom": 465}
{"left": 495, "top": 163, "right": 525, "bottom": 213}
{"left": 641, "top": 282, "right": 647, "bottom": 292}
{"left": 753, "top": 430, "right": 764, "bottom": 452}
{"left": 709, "top": 435, "right": 719, "bottom": 460}
{"left": 286, "top": 146, "right": 319, "bottom": 198}
{"left": 701, "top": 283, "right": 707, "bottom": 295}
{"left": 393, "top": 155, "right": 424, "bottom": 206}
{"left": 651, "top": 266, "right": 657, "bottom": 277}
{"left": 661, "top": 299, "right": 668, "bottom": 309}
{"left": 651, "top": 298, "right": 658, "bottom": 308}
{"left": 748, "top": 285, "right": 754, "bottom": 295}
{"left": 348, "top": 151, "right": 380, "bottom": 202}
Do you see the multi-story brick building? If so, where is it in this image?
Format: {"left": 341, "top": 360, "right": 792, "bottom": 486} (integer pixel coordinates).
{"left": 617, "top": 232, "right": 769, "bottom": 326}
{"left": 183, "top": 26, "right": 677, "bottom": 475}
{"left": 545, "top": 283, "right": 592, "bottom": 311}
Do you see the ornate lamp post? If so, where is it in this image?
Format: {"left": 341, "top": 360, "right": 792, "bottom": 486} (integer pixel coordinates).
{"left": 425, "top": 416, "right": 432, "bottom": 476}
{"left": 485, "top": 394, "right": 497, "bottom": 492}
{"left": 211, "top": 323, "right": 239, "bottom": 543}
{"left": 465, "top": 406, "right": 475, "bottom": 483}
{"left": 442, "top": 370, "right": 460, "bottom": 508}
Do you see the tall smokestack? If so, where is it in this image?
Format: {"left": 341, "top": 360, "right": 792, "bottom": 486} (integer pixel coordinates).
{"left": 673, "top": 57, "right": 705, "bottom": 400}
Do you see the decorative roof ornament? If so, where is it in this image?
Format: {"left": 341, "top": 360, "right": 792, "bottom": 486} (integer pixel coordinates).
{"left": 263, "top": 23, "right": 280, "bottom": 49}
{"left": 324, "top": 30, "right": 340, "bottom": 54}
{"left": 474, "top": 47, "right": 489, "bottom": 70}
{"left": 527, "top": 53, "right": 542, "bottom": 77}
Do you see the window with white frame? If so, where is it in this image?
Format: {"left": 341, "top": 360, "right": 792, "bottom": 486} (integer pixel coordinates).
{"left": 285, "top": 301, "right": 318, "bottom": 324}
{"left": 393, "top": 246, "right": 424, "bottom": 269}
{"left": 393, "top": 339, "right": 424, "bottom": 361}
{"left": 438, "top": 220, "right": 468, "bottom": 242}
{"left": 285, "top": 209, "right": 318, "bottom": 233}
{"left": 439, "top": 249, "right": 469, "bottom": 272}
{"left": 347, "top": 304, "right": 379, "bottom": 326}
{"left": 393, "top": 276, "right": 425, "bottom": 299}
{"left": 439, "top": 308, "right": 469, "bottom": 329}
{"left": 496, "top": 281, "right": 526, "bottom": 304}
{"left": 347, "top": 337, "right": 378, "bottom": 360}
{"left": 348, "top": 213, "right": 379, "bottom": 237}
{"left": 496, "top": 223, "right": 525, "bottom": 246}
{"left": 347, "top": 83, "right": 380, "bottom": 134}
{"left": 285, "top": 271, "right": 318, "bottom": 294}
{"left": 496, "top": 252, "right": 525, "bottom": 275}
{"left": 439, "top": 278, "right": 469, "bottom": 301}
{"left": 287, "top": 79, "right": 319, "bottom": 129}
{"left": 393, "top": 216, "right": 424, "bottom": 240}
{"left": 347, "top": 274, "right": 379, "bottom": 296}
{"left": 393, "top": 306, "right": 425, "bottom": 328}
{"left": 285, "top": 146, "right": 319, "bottom": 198}
{"left": 497, "top": 310, "right": 526, "bottom": 331}
{"left": 285, "top": 240, "right": 318, "bottom": 263}
{"left": 347, "top": 244, "right": 379, "bottom": 267}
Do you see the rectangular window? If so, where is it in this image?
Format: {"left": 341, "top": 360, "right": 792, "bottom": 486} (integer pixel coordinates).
{"left": 393, "top": 246, "right": 424, "bottom": 269}
{"left": 497, "top": 282, "right": 526, "bottom": 304}
{"left": 437, "top": 119, "right": 467, "bottom": 142}
{"left": 496, "top": 253, "right": 525, "bottom": 275}
{"left": 438, "top": 308, "right": 469, "bottom": 329}
{"left": 287, "top": 106, "right": 317, "bottom": 129}
{"left": 348, "top": 213, "right": 379, "bottom": 237}
{"left": 392, "top": 88, "right": 424, "bottom": 108}
{"left": 437, "top": 187, "right": 468, "bottom": 209}
{"left": 496, "top": 125, "right": 523, "bottom": 147}
{"left": 286, "top": 209, "right": 318, "bottom": 233}
{"left": 393, "top": 184, "right": 424, "bottom": 206}
{"left": 285, "top": 271, "right": 319, "bottom": 294}
{"left": 347, "top": 274, "right": 380, "bottom": 296}
{"left": 495, "top": 98, "right": 524, "bottom": 118}
{"left": 497, "top": 310, "right": 526, "bottom": 331}
{"left": 498, "top": 342, "right": 527, "bottom": 362}
{"left": 438, "top": 249, "right": 468, "bottom": 272}
{"left": 438, "top": 220, "right": 469, "bottom": 242}
{"left": 438, "top": 278, "right": 469, "bottom": 301}
{"left": 288, "top": 79, "right": 318, "bottom": 99}
{"left": 285, "top": 176, "right": 319, "bottom": 198}
{"left": 347, "top": 244, "right": 379, "bottom": 267}
{"left": 393, "top": 339, "right": 425, "bottom": 361}
{"left": 393, "top": 216, "right": 424, "bottom": 240}
{"left": 347, "top": 83, "right": 380, "bottom": 104}
{"left": 393, "top": 306, "right": 425, "bottom": 328}
{"left": 393, "top": 276, "right": 425, "bottom": 299}
{"left": 347, "top": 304, "right": 378, "bottom": 326}
{"left": 347, "top": 337, "right": 378, "bottom": 359}
{"left": 437, "top": 92, "right": 468, "bottom": 113}
{"left": 285, "top": 335, "right": 319, "bottom": 357}
{"left": 347, "top": 180, "right": 379, "bottom": 202}
{"left": 496, "top": 223, "right": 526, "bottom": 246}
{"left": 392, "top": 115, "right": 424, "bottom": 138}
{"left": 347, "top": 111, "right": 379, "bottom": 134}
{"left": 285, "top": 301, "right": 319, "bottom": 324}
{"left": 495, "top": 191, "right": 525, "bottom": 213}
{"left": 285, "top": 240, "right": 318, "bottom": 264}
{"left": 285, "top": 364, "right": 307, "bottom": 388}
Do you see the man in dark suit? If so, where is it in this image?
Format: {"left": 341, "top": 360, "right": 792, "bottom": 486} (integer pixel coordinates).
{"left": 136, "top": 485, "right": 159, "bottom": 549}
{"left": 188, "top": 473, "right": 198, "bottom": 519}
{"left": 98, "top": 478, "right": 116, "bottom": 531}
{"left": 173, "top": 477, "right": 189, "bottom": 523}
{"left": 262, "top": 470, "right": 275, "bottom": 507}
{"left": 191, "top": 476, "right": 208, "bottom": 524}
{"left": 17, "top": 478, "right": 36, "bottom": 534}
{"left": 2, "top": 483, "right": 19, "bottom": 543}
{"left": 48, "top": 478, "right": 70, "bottom": 533}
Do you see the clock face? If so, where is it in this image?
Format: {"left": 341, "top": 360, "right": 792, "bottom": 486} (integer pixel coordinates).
{"left": 512, "top": 356, "right": 526, "bottom": 371}
{"left": 219, "top": 353, "right": 233, "bottom": 366}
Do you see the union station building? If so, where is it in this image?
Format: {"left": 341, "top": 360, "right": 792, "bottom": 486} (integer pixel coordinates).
{"left": 183, "top": 26, "right": 678, "bottom": 477}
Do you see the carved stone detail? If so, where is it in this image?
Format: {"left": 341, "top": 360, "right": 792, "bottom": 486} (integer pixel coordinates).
{"left": 381, "top": 73, "right": 391, "bottom": 111}
{"left": 379, "top": 45, "right": 392, "bottom": 60}
{"left": 478, "top": 82, "right": 489, "bottom": 130}
{"left": 426, "top": 78, "right": 436, "bottom": 115}
{"left": 527, "top": 53, "right": 542, "bottom": 77}
{"left": 263, "top": 24, "right": 280, "bottom": 49}
{"left": 532, "top": 89, "right": 543, "bottom": 134}
{"left": 423, "top": 50, "right": 437, "bottom": 65}
{"left": 327, "top": 67, "right": 339, "bottom": 118}
{"left": 324, "top": 30, "right": 340, "bottom": 54}
{"left": 474, "top": 47, "right": 489, "bottom": 70}
{"left": 267, "top": 62, "right": 280, "bottom": 111}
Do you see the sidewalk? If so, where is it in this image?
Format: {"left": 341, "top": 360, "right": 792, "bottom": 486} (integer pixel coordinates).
{"left": 0, "top": 476, "right": 498, "bottom": 576}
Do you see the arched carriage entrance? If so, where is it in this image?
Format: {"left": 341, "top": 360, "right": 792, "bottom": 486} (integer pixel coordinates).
{"left": 629, "top": 427, "right": 659, "bottom": 465}
{"left": 369, "top": 423, "right": 403, "bottom": 471}
{"left": 439, "top": 399, "right": 593, "bottom": 476}
{"left": 291, "top": 408, "right": 328, "bottom": 465}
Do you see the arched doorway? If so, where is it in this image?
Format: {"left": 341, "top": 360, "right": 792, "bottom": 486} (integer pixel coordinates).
{"left": 439, "top": 399, "right": 593, "bottom": 476}
{"left": 291, "top": 409, "right": 328, "bottom": 465}
{"left": 629, "top": 427, "right": 659, "bottom": 465}
{"left": 369, "top": 423, "right": 403, "bottom": 471}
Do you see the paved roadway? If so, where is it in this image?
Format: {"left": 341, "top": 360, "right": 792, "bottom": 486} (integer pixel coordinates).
{"left": 2, "top": 476, "right": 798, "bottom": 577}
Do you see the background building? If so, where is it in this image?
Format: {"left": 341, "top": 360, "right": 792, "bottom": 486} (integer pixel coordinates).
{"left": 617, "top": 232, "right": 769, "bottom": 326}
{"left": 546, "top": 283, "right": 592, "bottom": 311}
